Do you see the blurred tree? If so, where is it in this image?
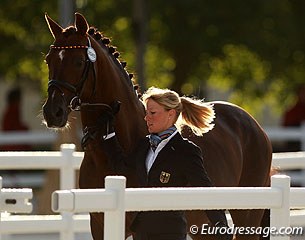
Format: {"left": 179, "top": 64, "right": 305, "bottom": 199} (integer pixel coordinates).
{"left": 0, "top": 0, "right": 57, "bottom": 90}
{"left": 148, "top": 0, "right": 305, "bottom": 116}
{"left": 1, "top": 0, "right": 305, "bottom": 118}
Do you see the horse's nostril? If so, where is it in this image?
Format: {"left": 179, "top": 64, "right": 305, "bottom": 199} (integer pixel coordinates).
{"left": 56, "top": 108, "right": 63, "bottom": 118}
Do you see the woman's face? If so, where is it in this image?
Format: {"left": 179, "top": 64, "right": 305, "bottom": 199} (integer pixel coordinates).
{"left": 144, "top": 99, "right": 175, "bottom": 134}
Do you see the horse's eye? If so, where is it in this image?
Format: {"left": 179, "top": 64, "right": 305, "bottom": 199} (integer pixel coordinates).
{"left": 74, "top": 59, "right": 85, "bottom": 68}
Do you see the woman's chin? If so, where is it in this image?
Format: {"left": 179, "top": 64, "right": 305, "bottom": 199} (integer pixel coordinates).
{"left": 147, "top": 127, "right": 155, "bottom": 134}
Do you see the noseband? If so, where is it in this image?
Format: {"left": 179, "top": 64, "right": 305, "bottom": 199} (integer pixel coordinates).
{"left": 48, "top": 37, "right": 98, "bottom": 111}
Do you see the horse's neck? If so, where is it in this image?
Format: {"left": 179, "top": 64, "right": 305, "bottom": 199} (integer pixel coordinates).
{"left": 84, "top": 52, "right": 147, "bottom": 151}
{"left": 117, "top": 101, "right": 147, "bottom": 151}
{"left": 112, "top": 86, "right": 147, "bottom": 151}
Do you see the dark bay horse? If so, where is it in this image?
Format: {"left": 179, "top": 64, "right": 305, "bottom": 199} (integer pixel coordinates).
{"left": 42, "top": 13, "right": 272, "bottom": 240}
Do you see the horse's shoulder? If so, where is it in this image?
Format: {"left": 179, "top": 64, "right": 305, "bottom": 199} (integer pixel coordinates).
{"left": 210, "top": 101, "right": 244, "bottom": 111}
{"left": 209, "top": 101, "right": 255, "bottom": 123}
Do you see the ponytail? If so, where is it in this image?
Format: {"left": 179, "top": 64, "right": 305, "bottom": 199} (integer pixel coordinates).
{"left": 178, "top": 96, "right": 215, "bottom": 136}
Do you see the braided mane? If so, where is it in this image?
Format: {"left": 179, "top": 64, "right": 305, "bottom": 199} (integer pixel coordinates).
{"left": 88, "top": 26, "right": 141, "bottom": 98}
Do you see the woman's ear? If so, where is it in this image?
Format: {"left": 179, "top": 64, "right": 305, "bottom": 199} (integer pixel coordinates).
{"left": 168, "top": 109, "right": 176, "bottom": 119}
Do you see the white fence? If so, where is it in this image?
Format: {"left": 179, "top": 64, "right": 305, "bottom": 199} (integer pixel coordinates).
{"left": 0, "top": 123, "right": 305, "bottom": 150}
{"left": 0, "top": 144, "right": 90, "bottom": 240}
{"left": 0, "top": 125, "right": 305, "bottom": 239}
{"left": 264, "top": 123, "right": 305, "bottom": 151}
{"left": 0, "top": 176, "right": 33, "bottom": 240}
{"left": 272, "top": 152, "right": 305, "bottom": 186}
{"left": 264, "top": 124, "right": 305, "bottom": 186}
{"left": 0, "top": 131, "right": 57, "bottom": 145}
{"left": 0, "top": 177, "right": 32, "bottom": 213}
{"left": 0, "top": 146, "right": 304, "bottom": 239}
{"left": 53, "top": 175, "right": 305, "bottom": 240}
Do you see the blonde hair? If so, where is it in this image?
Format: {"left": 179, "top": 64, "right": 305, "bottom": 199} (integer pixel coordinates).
{"left": 142, "top": 87, "right": 215, "bottom": 136}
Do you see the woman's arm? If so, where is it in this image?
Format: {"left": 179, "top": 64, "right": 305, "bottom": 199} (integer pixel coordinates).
{"left": 184, "top": 144, "right": 213, "bottom": 187}
{"left": 102, "top": 135, "right": 136, "bottom": 175}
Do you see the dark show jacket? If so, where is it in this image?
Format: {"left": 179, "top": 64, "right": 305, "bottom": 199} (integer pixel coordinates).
{"left": 102, "top": 132, "right": 214, "bottom": 234}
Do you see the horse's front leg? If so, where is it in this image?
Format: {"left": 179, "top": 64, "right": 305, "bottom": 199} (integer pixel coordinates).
{"left": 80, "top": 152, "right": 136, "bottom": 240}
{"left": 90, "top": 212, "right": 135, "bottom": 240}
{"left": 79, "top": 154, "right": 105, "bottom": 239}
{"left": 90, "top": 212, "right": 104, "bottom": 240}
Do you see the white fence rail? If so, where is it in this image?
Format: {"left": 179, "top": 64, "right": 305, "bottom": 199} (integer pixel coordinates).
{"left": 52, "top": 175, "right": 304, "bottom": 240}
{"left": 264, "top": 123, "right": 305, "bottom": 186}
{"left": 0, "top": 130, "right": 57, "bottom": 145}
{"left": 0, "top": 177, "right": 32, "bottom": 213}
{"left": 264, "top": 123, "right": 305, "bottom": 151}
{"left": 0, "top": 144, "right": 82, "bottom": 190}
{"left": 272, "top": 152, "right": 305, "bottom": 186}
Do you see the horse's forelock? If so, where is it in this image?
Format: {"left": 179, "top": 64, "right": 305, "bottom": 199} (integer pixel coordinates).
{"left": 62, "top": 26, "right": 77, "bottom": 38}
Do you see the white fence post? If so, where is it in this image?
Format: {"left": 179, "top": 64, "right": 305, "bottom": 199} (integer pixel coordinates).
{"left": 60, "top": 144, "right": 76, "bottom": 240}
{"left": 270, "top": 175, "right": 290, "bottom": 240}
{"left": 60, "top": 144, "right": 76, "bottom": 190}
{"left": 104, "top": 176, "right": 126, "bottom": 240}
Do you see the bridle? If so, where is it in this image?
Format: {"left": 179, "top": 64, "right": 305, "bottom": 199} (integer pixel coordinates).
{"left": 48, "top": 37, "right": 102, "bottom": 111}
{"left": 47, "top": 36, "right": 116, "bottom": 148}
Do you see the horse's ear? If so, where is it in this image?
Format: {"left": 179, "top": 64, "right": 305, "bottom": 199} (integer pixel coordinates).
{"left": 45, "top": 13, "right": 63, "bottom": 39}
{"left": 75, "top": 12, "right": 89, "bottom": 35}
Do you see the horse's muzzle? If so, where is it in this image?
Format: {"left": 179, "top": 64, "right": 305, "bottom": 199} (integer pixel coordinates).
{"left": 42, "top": 96, "right": 69, "bottom": 128}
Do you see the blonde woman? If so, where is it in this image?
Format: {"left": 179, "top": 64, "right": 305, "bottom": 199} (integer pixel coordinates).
{"left": 103, "top": 87, "right": 232, "bottom": 240}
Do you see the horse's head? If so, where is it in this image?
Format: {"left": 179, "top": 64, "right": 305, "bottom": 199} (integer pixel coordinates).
{"left": 43, "top": 13, "right": 97, "bottom": 128}
{"left": 43, "top": 12, "right": 147, "bottom": 150}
